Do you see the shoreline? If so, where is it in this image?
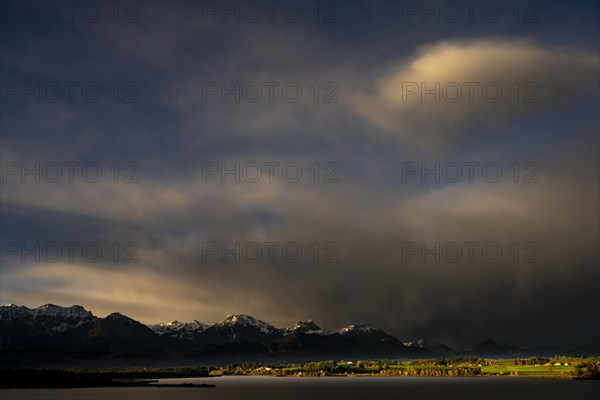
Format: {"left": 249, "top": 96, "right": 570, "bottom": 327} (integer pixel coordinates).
{"left": 2, "top": 373, "right": 592, "bottom": 389}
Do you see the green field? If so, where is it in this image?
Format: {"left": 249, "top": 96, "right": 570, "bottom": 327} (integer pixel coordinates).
{"left": 2, "top": 357, "right": 598, "bottom": 388}
{"left": 210, "top": 357, "right": 600, "bottom": 379}
{"left": 480, "top": 362, "right": 572, "bottom": 377}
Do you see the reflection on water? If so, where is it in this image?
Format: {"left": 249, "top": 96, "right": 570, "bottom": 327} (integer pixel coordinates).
{"left": 1, "top": 376, "right": 599, "bottom": 400}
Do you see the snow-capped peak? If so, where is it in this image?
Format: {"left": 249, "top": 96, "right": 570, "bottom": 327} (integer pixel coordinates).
{"left": 285, "top": 319, "right": 323, "bottom": 335}
{"left": 0, "top": 304, "right": 31, "bottom": 320}
{"left": 215, "top": 314, "right": 279, "bottom": 335}
{"left": 149, "top": 320, "right": 208, "bottom": 338}
{"left": 34, "top": 304, "right": 92, "bottom": 319}
{"left": 0, "top": 304, "right": 93, "bottom": 320}
{"left": 0, "top": 303, "right": 95, "bottom": 333}
{"left": 339, "top": 323, "right": 382, "bottom": 334}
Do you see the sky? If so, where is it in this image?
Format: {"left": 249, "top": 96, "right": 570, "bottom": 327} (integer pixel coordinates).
{"left": 0, "top": 0, "right": 598, "bottom": 350}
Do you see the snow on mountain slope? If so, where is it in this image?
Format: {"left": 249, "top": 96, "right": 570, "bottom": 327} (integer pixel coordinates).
{"left": 213, "top": 314, "right": 281, "bottom": 335}
{"left": 149, "top": 320, "right": 208, "bottom": 339}
{"left": 284, "top": 319, "right": 328, "bottom": 335}
{"left": 0, "top": 303, "right": 95, "bottom": 333}
{"left": 339, "top": 323, "right": 384, "bottom": 335}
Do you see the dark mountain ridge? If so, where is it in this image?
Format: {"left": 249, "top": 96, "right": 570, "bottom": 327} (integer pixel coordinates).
{"left": 1, "top": 304, "right": 597, "bottom": 367}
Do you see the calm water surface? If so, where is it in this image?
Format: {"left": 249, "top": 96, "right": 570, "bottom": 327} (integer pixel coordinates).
{"left": 1, "top": 376, "right": 598, "bottom": 400}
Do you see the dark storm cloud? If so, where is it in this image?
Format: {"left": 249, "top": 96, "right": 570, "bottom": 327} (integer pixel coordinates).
{"left": 1, "top": 1, "right": 598, "bottom": 348}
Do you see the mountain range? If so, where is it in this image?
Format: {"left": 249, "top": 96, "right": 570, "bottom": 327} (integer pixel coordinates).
{"left": 1, "top": 304, "right": 598, "bottom": 367}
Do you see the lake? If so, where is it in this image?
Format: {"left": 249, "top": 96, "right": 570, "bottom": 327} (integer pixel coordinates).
{"left": 1, "top": 376, "right": 598, "bottom": 399}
